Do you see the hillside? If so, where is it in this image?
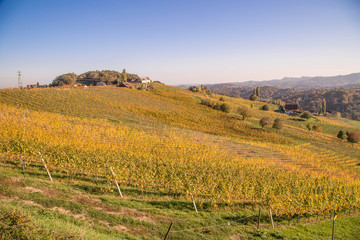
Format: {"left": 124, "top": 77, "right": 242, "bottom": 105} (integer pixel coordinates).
{"left": 1, "top": 83, "right": 360, "bottom": 239}
{"left": 208, "top": 85, "right": 360, "bottom": 120}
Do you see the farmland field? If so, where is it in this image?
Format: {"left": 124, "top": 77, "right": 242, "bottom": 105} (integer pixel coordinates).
{"left": 1, "top": 84, "right": 360, "bottom": 239}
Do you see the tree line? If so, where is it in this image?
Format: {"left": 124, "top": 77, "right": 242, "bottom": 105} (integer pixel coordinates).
{"left": 51, "top": 69, "right": 139, "bottom": 86}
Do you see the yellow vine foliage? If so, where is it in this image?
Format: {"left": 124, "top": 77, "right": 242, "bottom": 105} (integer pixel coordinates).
{"left": 1, "top": 101, "right": 360, "bottom": 216}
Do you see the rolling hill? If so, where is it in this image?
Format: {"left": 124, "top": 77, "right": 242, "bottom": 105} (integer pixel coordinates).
{"left": 1, "top": 83, "right": 360, "bottom": 239}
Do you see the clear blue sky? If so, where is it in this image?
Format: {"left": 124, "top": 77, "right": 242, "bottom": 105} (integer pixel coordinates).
{"left": 0, "top": 0, "right": 359, "bottom": 88}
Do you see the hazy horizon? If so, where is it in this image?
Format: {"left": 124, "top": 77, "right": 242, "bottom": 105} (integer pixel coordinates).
{"left": 1, "top": 0, "right": 360, "bottom": 88}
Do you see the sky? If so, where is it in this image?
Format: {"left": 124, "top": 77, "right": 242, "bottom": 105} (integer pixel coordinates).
{"left": 0, "top": 0, "right": 359, "bottom": 88}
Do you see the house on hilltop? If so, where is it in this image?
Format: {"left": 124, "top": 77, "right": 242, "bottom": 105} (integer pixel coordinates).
{"left": 284, "top": 103, "right": 302, "bottom": 115}
{"left": 285, "top": 104, "right": 299, "bottom": 111}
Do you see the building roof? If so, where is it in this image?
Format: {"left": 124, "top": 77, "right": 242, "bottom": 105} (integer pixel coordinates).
{"left": 119, "top": 82, "right": 132, "bottom": 87}
{"left": 285, "top": 104, "right": 299, "bottom": 110}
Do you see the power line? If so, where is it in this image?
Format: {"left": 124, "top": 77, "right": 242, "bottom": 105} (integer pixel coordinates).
{"left": 18, "top": 71, "right": 23, "bottom": 88}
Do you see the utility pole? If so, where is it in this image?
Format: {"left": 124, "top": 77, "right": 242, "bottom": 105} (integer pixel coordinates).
{"left": 18, "top": 71, "right": 23, "bottom": 88}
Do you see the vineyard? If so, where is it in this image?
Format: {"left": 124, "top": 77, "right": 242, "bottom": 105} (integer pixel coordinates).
{"left": 1, "top": 84, "right": 360, "bottom": 239}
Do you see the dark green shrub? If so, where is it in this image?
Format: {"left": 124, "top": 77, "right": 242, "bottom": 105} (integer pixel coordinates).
{"left": 312, "top": 125, "right": 322, "bottom": 132}
{"left": 249, "top": 94, "right": 258, "bottom": 101}
{"left": 200, "top": 98, "right": 211, "bottom": 107}
{"left": 213, "top": 102, "right": 221, "bottom": 110}
{"left": 220, "top": 103, "right": 231, "bottom": 113}
{"left": 261, "top": 104, "right": 270, "bottom": 111}
{"left": 337, "top": 130, "right": 346, "bottom": 140}
{"left": 301, "top": 111, "right": 312, "bottom": 119}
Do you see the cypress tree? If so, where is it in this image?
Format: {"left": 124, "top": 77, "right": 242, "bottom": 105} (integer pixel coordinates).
{"left": 322, "top": 99, "right": 326, "bottom": 114}
{"left": 122, "top": 68, "right": 127, "bottom": 82}
{"left": 256, "top": 87, "right": 260, "bottom": 98}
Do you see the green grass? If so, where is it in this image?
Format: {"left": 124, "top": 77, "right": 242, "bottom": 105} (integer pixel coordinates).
{"left": 1, "top": 164, "right": 360, "bottom": 240}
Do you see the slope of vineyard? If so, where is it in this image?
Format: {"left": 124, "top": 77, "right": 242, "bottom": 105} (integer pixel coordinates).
{"left": 1, "top": 84, "right": 360, "bottom": 239}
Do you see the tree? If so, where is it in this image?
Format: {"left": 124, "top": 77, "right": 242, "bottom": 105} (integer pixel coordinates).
{"left": 220, "top": 103, "right": 231, "bottom": 113}
{"left": 255, "top": 86, "right": 260, "bottom": 99}
{"left": 236, "top": 106, "right": 252, "bottom": 120}
{"left": 321, "top": 99, "right": 326, "bottom": 115}
{"left": 272, "top": 118, "right": 283, "bottom": 130}
{"left": 259, "top": 117, "right": 271, "bottom": 128}
{"left": 122, "top": 68, "right": 127, "bottom": 82}
{"left": 52, "top": 73, "right": 77, "bottom": 86}
{"left": 347, "top": 131, "right": 359, "bottom": 143}
{"left": 337, "top": 130, "right": 346, "bottom": 140}
{"left": 301, "top": 111, "right": 312, "bottom": 120}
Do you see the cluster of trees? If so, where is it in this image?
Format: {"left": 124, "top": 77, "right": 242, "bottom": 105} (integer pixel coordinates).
{"left": 259, "top": 117, "right": 283, "bottom": 129}
{"left": 235, "top": 105, "right": 283, "bottom": 130}
{"left": 189, "top": 85, "right": 212, "bottom": 95}
{"left": 200, "top": 98, "right": 231, "bottom": 113}
{"left": 51, "top": 69, "right": 139, "bottom": 86}
{"left": 249, "top": 86, "right": 260, "bottom": 101}
{"left": 337, "top": 130, "right": 359, "bottom": 143}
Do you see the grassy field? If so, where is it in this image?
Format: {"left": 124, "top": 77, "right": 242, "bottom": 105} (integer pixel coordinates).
{"left": 1, "top": 83, "right": 360, "bottom": 239}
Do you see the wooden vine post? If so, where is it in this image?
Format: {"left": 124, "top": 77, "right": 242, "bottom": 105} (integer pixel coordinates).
{"left": 110, "top": 167, "right": 123, "bottom": 198}
{"left": 190, "top": 193, "right": 198, "bottom": 213}
{"left": 332, "top": 210, "right": 336, "bottom": 240}
{"left": 38, "top": 152, "right": 53, "bottom": 182}
{"left": 20, "top": 154, "right": 25, "bottom": 171}
{"left": 163, "top": 221, "right": 174, "bottom": 240}
{"left": 257, "top": 208, "right": 261, "bottom": 229}
{"left": 269, "top": 208, "right": 274, "bottom": 229}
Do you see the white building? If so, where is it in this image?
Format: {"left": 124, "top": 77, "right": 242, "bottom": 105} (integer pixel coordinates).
{"left": 140, "top": 76, "right": 151, "bottom": 84}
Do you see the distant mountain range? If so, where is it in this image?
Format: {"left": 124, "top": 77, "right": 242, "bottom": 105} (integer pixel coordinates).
{"left": 209, "top": 72, "right": 360, "bottom": 90}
